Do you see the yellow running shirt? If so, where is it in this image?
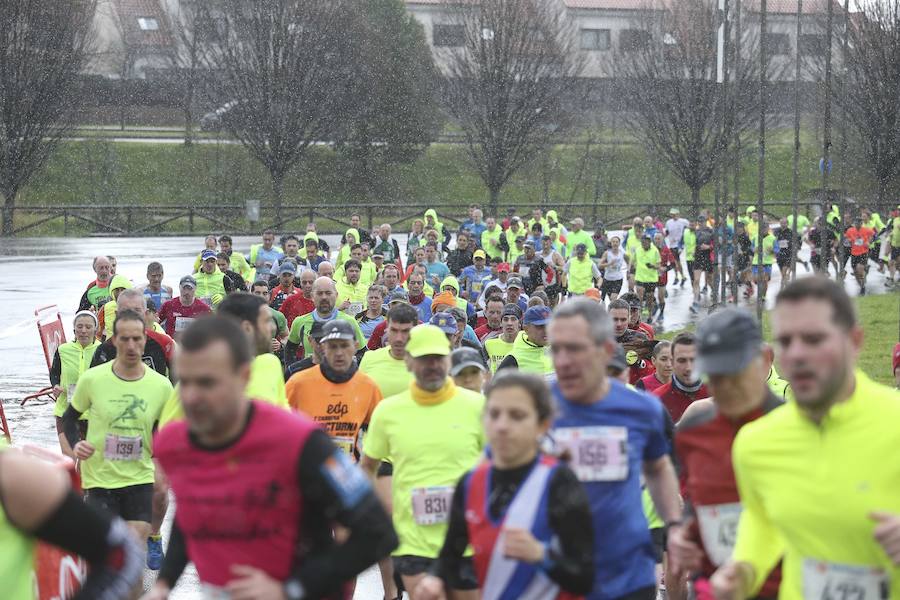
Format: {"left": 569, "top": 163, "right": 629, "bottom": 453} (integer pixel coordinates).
{"left": 732, "top": 371, "right": 900, "bottom": 599}
{"left": 359, "top": 347, "right": 413, "bottom": 399}
{"left": 363, "top": 379, "right": 484, "bottom": 558}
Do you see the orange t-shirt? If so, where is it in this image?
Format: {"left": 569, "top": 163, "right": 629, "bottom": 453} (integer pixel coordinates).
{"left": 846, "top": 226, "right": 875, "bottom": 256}
{"left": 285, "top": 366, "right": 383, "bottom": 459}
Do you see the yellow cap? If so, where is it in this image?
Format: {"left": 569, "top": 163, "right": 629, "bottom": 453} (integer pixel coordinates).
{"left": 473, "top": 249, "right": 486, "bottom": 259}
{"left": 110, "top": 274, "right": 133, "bottom": 292}
{"left": 406, "top": 324, "right": 451, "bottom": 358}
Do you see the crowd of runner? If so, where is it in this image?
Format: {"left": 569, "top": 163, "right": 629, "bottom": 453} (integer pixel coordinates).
{"left": 1, "top": 203, "right": 900, "bottom": 600}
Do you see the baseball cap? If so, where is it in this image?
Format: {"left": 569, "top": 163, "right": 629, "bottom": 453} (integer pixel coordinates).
{"left": 497, "top": 262, "right": 510, "bottom": 273}
{"left": 608, "top": 344, "right": 628, "bottom": 372}
{"left": 201, "top": 249, "right": 217, "bottom": 261}
{"left": 575, "top": 243, "right": 587, "bottom": 253}
{"left": 372, "top": 252, "right": 385, "bottom": 259}
{"left": 584, "top": 288, "right": 602, "bottom": 302}
{"left": 406, "top": 324, "right": 451, "bottom": 357}
{"left": 893, "top": 342, "right": 900, "bottom": 373}
{"left": 523, "top": 240, "right": 535, "bottom": 249}
{"left": 620, "top": 293, "right": 642, "bottom": 310}
{"left": 279, "top": 262, "right": 297, "bottom": 275}
{"left": 179, "top": 275, "right": 197, "bottom": 289}
{"left": 429, "top": 312, "right": 458, "bottom": 334}
{"left": 473, "top": 249, "right": 486, "bottom": 260}
{"left": 308, "top": 320, "right": 327, "bottom": 342}
{"left": 448, "top": 306, "right": 467, "bottom": 325}
{"left": 502, "top": 304, "right": 523, "bottom": 319}
{"left": 387, "top": 288, "right": 409, "bottom": 304}
{"left": 696, "top": 307, "right": 763, "bottom": 377}
{"left": 570, "top": 217, "right": 585, "bottom": 227}
{"left": 523, "top": 306, "right": 551, "bottom": 326}
{"left": 669, "top": 207, "right": 680, "bottom": 215}
{"left": 320, "top": 319, "right": 357, "bottom": 343}
{"left": 507, "top": 277, "right": 523, "bottom": 290}
{"left": 431, "top": 291, "right": 456, "bottom": 312}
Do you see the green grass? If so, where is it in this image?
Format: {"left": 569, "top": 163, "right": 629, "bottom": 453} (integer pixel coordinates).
{"left": 661, "top": 294, "right": 900, "bottom": 386}
{"left": 8, "top": 125, "right": 893, "bottom": 235}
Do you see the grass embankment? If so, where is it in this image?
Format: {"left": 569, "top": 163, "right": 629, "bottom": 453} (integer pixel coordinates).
{"left": 10, "top": 125, "right": 885, "bottom": 236}
{"left": 661, "top": 294, "right": 900, "bottom": 386}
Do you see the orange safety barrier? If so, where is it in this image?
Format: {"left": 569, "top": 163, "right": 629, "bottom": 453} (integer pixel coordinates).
{"left": 21, "top": 305, "right": 67, "bottom": 408}
{"left": 23, "top": 445, "right": 88, "bottom": 599}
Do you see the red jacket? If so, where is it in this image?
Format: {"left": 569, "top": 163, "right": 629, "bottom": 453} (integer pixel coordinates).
{"left": 653, "top": 380, "right": 709, "bottom": 423}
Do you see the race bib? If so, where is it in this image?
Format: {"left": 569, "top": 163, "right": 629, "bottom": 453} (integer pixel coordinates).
{"left": 67, "top": 384, "right": 76, "bottom": 399}
{"left": 554, "top": 426, "right": 629, "bottom": 482}
{"left": 802, "top": 559, "right": 889, "bottom": 600}
{"left": 201, "top": 584, "right": 230, "bottom": 600}
{"left": 347, "top": 302, "right": 364, "bottom": 316}
{"left": 104, "top": 434, "right": 142, "bottom": 461}
{"left": 696, "top": 502, "right": 742, "bottom": 566}
{"left": 411, "top": 486, "right": 454, "bottom": 525}
{"left": 174, "top": 316, "right": 195, "bottom": 332}
{"left": 332, "top": 436, "right": 355, "bottom": 457}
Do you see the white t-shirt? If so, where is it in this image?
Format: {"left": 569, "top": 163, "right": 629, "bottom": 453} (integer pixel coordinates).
{"left": 602, "top": 249, "right": 626, "bottom": 281}
{"left": 665, "top": 218, "right": 689, "bottom": 248}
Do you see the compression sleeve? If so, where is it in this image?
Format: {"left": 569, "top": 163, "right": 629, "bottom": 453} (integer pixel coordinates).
{"left": 61, "top": 405, "right": 84, "bottom": 449}
{"left": 287, "top": 430, "right": 398, "bottom": 598}
{"left": 496, "top": 354, "right": 519, "bottom": 372}
{"left": 731, "top": 432, "right": 785, "bottom": 595}
{"left": 157, "top": 518, "right": 190, "bottom": 589}
{"left": 432, "top": 475, "right": 471, "bottom": 588}
{"left": 31, "top": 490, "right": 143, "bottom": 600}
{"left": 49, "top": 350, "right": 62, "bottom": 386}
{"left": 545, "top": 466, "right": 596, "bottom": 594}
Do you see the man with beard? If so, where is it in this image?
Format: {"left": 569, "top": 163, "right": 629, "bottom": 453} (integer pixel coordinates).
{"left": 286, "top": 277, "right": 365, "bottom": 360}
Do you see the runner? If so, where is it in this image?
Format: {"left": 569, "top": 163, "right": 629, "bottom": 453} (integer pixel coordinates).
{"left": 750, "top": 221, "right": 776, "bottom": 302}
{"left": 565, "top": 243, "right": 602, "bottom": 297}
{"left": 286, "top": 320, "right": 382, "bottom": 459}
{"left": 284, "top": 320, "right": 327, "bottom": 379}
{"left": 218, "top": 234, "right": 253, "bottom": 282}
{"left": 484, "top": 304, "right": 521, "bottom": 373}
{"left": 357, "top": 284, "right": 387, "bottom": 340}
{"left": 49, "top": 311, "right": 102, "bottom": 458}
{"left": 193, "top": 249, "right": 228, "bottom": 307}
{"left": 268, "top": 261, "right": 300, "bottom": 311}
{"left": 845, "top": 215, "right": 876, "bottom": 295}
{"left": 887, "top": 206, "right": 900, "bottom": 286}
{"left": 248, "top": 229, "right": 284, "bottom": 279}
{"left": 652, "top": 333, "right": 709, "bottom": 422}
{"left": 138, "top": 261, "right": 173, "bottom": 311}
{"left": 634, "top": 236, "right": 661, "bottom": 321}
{"left": 157, "top": 275, "right": 211, "bottom": 340}
{"left": 497, "top": 306, "right": 553, "bottom": 374}
{"left": 460, "top": 250, "right": 493, "bottom": 305}
{"left": 548, "top": 299, "right": 682, "bottom": 600}
{"left": 473, "top": 296, "right": 504, "bottom": 342}
{"left": 0, "top": 446, "right": 144, "bottom": 599}
{"left": 78, "top": 255, "right": 113, "bottom": 311}
{"left": 691, "top": 220, "right": 715, "bottom": 313}
{"left": 146, "top": 316, "right": 398, "bottom": 599}
{"left": 710, "top": 277, "right": 900, "bottom": 599}
{"left": 280, "top": 269, "right": 317, "bottom": 327}
{"left": 775, "top": 217, "right": 798, "bottom": 282}
{"left": 62, "top": 310, "right": 172, "bottom": 591}
{"left": 216, "top": 251, "right": 248, "bottom": 292}
{"left": 360, "top": 324, "right": 485, "bottom": 597}
{"left": 667, "top": 308, "right": 782, "bottom": 600}
{"left": 336, "top": 259, "right": 368, "bottom": 316}
{"left": 635, "top": 340, "right": 672, "bottom": 394}
{"left": 653, "top": 233, "right": 675, "bottom": 325}
{"left": 415, "top": 371, "right": 595, "bottom": 600}
{"left": 665, "top": 208, "right": 689, "bottom": 286}
{"left": 598, "top": 235, "right": 627, "bottom": 302}
{"left": 450, "top": 347, "right": 488, "bottom": 393}
{"left": 286, "top": 277, "right": 365, "bottom": 360}
{"left": 807, "top": 216, "right": 836, "bottom": 276}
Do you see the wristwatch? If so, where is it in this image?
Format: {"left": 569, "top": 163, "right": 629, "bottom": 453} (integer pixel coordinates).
{"left": 284, "top": 579, "right": 305, "bottom": 600}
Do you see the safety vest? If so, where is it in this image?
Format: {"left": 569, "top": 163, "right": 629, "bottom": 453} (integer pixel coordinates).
{"left": 634, "top": 245, "right": 661, "bottom": 283}
{"left": 567, "top": 256, "right": 595, "bottom": 294}
{"left": 102, "top": 300, "right": 118, "bottom": 340}
{"left": 683, "top": 228, "right": 697, "bottom": 261}
{"left": 0, "top": 449, "right": 35, "bottom": 600}
{"left": 193, "top": 270, "right": 227, "bottom": 307}
{"left": 624, "top": 229, "right": 642, "bottom": 262}
{"left": 485, "top": 337, "right": 515, "bottom": 373}
{"left": 482, "top": 228, "right": 504, "bottom": 260}
{"left": 56, "top": 339, "right": 102, "bottom": 417}
{"left": 509, "top": 332, "right": 553, "bottom": 374}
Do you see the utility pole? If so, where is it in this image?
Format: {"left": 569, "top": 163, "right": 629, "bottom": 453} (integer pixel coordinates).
{"left": 756, "top": 0, "right": 767, "bottom": 321}
{"left": 790, "top": 0, "right": 803, "bottom": 281}
{"left": 731, "top": 0, "right": 742, "bottom": 304}
{"left": 820, "top": 0, "right": 834, "bottom": 264}
{"left": 719, "top": 0, "right": 731, "bottom": 305}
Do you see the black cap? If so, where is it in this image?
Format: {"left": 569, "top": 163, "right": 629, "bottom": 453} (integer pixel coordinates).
{"left": 696, "top": 307, "right": 763, "bottom": 376}
{"left": 320, "top": 319, "right": 358, "bottom": 343}
{"left": 502, "top": 303, "right": 523, "bottom": 319}
{"left": 450, "top": 347, "right": 487, "bottom": 375}
{"left": 620, "top": 292, "right": 642, "bottom": 310}
{"left": 308, "top": 320, "right": 327, "bottom": 342}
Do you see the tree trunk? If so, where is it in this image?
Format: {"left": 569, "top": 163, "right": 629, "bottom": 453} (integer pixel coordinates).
{"left": 690, "top": 186, "right": 701, "bottom": 216}
{"left": 271, "top": 170, "right": 285, "bottom": 225}
{"left": 489, "top": 186, "right": 500, "bottom": 216}
{"left": 2, "top": 193, "right": 15, "bottom": 236}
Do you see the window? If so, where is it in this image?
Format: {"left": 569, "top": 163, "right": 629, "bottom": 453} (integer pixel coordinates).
{"left": 433, "top": 24, "right": 464, "bottom": 47}
{"left": 137, "top": 17, "right": 159, "bottom": 31}
{"left": 580, "top": 28, "right": 611, "bottom": 51}
{"left": 764, "top": 33, "right": 791, "bottom": 55}
{"left": 800, "top": 34, "right": 828, "bottom": 56}
{"left": 620, "top": 29, "right": 651, "bottom": 51}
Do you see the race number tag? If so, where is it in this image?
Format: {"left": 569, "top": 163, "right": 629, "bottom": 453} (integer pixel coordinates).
{"left": 333, "top": 436, "right": 355, "bottom": 457}
{"left": 347, "top": 302, "right": 364, "bottom": 316}
{"left": 104, "top": 434, "right": 142, "bottom": 461}
{"left": 174, "top": 316, "right": 195, "bottom": 332}
{"left": 802, "top": 559, "right": 889, "bottom": 600}
{"left": 696, "top": 502, "right": 742, "bottom": 566}
{"left": 554, "top": 426, "right": 629, "bottom": 482}
{"left": 411, "top": 486, "right": 454, "bottom": 525}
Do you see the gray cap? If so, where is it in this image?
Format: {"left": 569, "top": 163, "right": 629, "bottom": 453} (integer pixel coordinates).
{"left": 696, "top": 307, "right": 763, "bottom": 376}
{"left": 179, "top": 275, "right": 197, "bottom": 289}
{"left": 450, "top": 347, "right": 487, "bottom": 375}
{"left": 320, "top": 319, "right": 357, "bottom": 343}
{"left": 608, "top": 344, "right": 628, "bottom": 372}
{"left": 507, "top": 277, "right": 523, "bottom": 290}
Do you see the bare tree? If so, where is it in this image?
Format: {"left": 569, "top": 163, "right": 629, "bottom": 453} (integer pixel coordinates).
{"left": 441, "top": 0, "right": 586, "bottom": 214}
{"left": 195, "top": 0, "right": 359, "bottom": 221}
{"left": 612, "top": 0, "right": 774, "bottom": 214}
{"left": 835, "top": 0, "right": 900, "bottom": 206}
{"left": 171, "top": 1, "right": 208, "bottom": 146}
{"left": 0, "top": 0, "right": 96, "bottom": 235}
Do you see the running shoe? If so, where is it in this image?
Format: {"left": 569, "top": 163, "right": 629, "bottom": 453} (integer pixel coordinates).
{"left": 689, "top": 302, "right": 699, "bottom": 314}
{"left": 147, "top": 534, "right": 164, "bottom": 570}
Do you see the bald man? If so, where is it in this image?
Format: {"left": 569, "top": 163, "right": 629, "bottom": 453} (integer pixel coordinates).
{"left": 285, "top": 276, "right": 365, "bottom": 360}
{"left": 79, "top": 256, "right": 114, "bottom": 311}
{"left": 317, "top": 261, "right": 335, "bottom": 280}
